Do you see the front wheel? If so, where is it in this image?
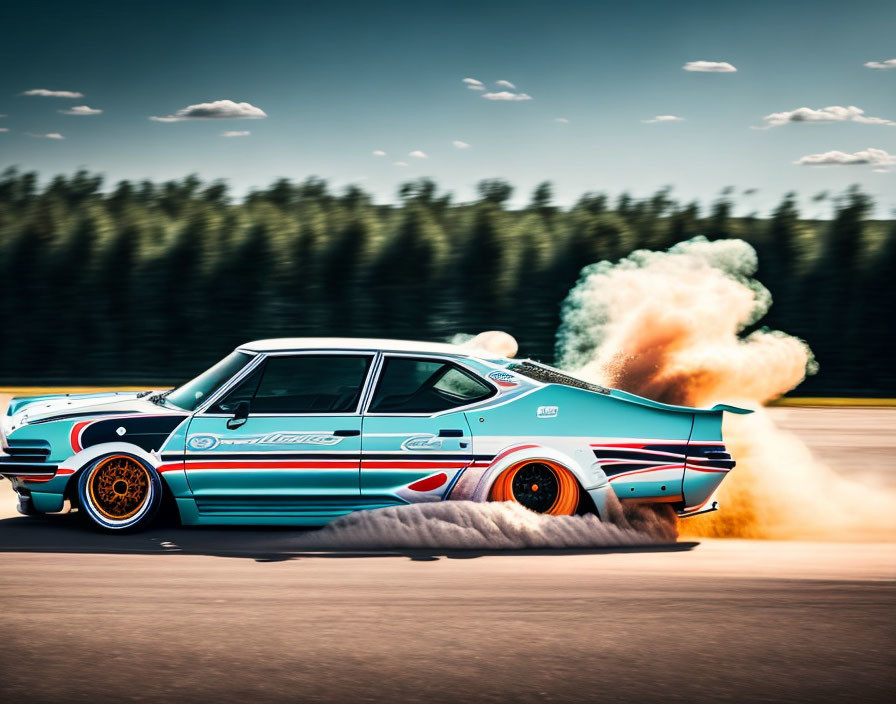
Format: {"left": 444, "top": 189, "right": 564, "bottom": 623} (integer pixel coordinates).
{"left": 77, "top": 454, "right": 162, "bottom": 531}
{"left": 489, "top": 460, "right": 581, "bottom": 515}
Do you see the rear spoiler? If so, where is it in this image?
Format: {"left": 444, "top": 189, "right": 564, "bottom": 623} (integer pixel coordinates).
{"left": 608, "top": 389, "right": 753, "bottom": 415}
{"left": 709, "top": 404, "right": 753, "bottom": 415}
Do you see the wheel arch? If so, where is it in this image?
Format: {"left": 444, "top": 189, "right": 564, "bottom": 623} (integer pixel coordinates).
{"left": 61, "top": 443, "right": 170, "bottom": 505}
{"left": 451, "top": 443, "right": 602, "bottom": 504}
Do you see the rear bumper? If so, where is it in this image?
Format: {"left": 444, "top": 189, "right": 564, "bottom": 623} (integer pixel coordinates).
{"left": 11, "top": 488, "right": 66, "bottom": 514}
{"left": 677, "top": 492, "right": 720, "bottom": 518}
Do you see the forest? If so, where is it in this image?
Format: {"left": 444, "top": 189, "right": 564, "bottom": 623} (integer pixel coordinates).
{"left": 0, "top": 168, "right": 892, "bottom": 396}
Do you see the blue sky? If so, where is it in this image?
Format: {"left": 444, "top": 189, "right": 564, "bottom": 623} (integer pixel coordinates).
{"left": 1, "top": 0, "right": 894, "bottom": 215}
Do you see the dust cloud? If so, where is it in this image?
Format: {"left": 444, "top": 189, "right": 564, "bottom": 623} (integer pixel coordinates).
{"left": 299, "top": 498, "right": 675, "bottom": 551}
{"left": 557, "top": 237, "right": 896, "bottom": 540}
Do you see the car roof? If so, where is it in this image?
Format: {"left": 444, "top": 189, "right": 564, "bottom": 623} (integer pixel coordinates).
{"left": 238, "top": 337, "right": 481, "bottom": 357}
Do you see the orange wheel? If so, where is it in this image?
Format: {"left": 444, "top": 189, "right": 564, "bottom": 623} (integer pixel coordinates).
{"left": 86, "top": 455, "right": 152, "bottom": 521}
{"left": 489, "top": 460, "right": 580, "bottom": 515}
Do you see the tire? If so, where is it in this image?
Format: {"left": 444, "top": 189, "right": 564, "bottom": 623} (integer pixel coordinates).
{"left": 77, "top": 454, "right": 162, "bottom": 531}
{"left": 489, "top": 460, "right": 581, "bottom": 515}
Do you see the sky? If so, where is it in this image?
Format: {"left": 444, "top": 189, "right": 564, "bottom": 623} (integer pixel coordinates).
{"left": 1, "top": 0, "right": 895, "bottom": 216}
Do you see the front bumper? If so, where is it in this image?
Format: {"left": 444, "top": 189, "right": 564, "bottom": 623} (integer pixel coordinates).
{"left": 0, "top": 458, "right": 59, "bottom": 481}
{"left": 16, "top": 491, "right": 35, "bottom": 515}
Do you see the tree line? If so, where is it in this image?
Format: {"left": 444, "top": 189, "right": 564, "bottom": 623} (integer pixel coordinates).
{"left": 0, "top": 168, "right": 892, "bottom": 396}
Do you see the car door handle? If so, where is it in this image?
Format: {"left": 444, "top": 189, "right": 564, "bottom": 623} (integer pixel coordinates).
{"left": 438, "top": 429, "right": 464, "bottom": 437}
{"left": 333, "top": 429, "right": 360, "bottom": 437}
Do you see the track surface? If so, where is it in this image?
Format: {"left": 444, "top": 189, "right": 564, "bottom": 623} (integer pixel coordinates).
{"left": 1, "top": 399, "right": 894, "bottom": 703}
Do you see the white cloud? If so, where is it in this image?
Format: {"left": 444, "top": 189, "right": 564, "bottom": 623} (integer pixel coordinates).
{"left": 642, "top": 115, "right": 684, "bottom": 123}
{"left": 0, "top": 128, "right": 8, "bottom": 133}
{"left": 372, "top": 149, "right": 387, "bottom": 156}
{"left": 22, "top": 89, "right": 84, "bottom": 98}
{"left": 865, "top": 58, "right": 896, "bottom": 70}
{"left": 495, "top": 79, "right": 516, "bottom": 89}
{"left": 682, "top": 61, "right": 737, "bottom": 73}
{"left": 794, "top": 147, "right": 895, "bottom": 168}
{"left": 760, "top": 105, "right": 895, "bottom": 128}
{"left": 452, "top": 140, "right": 470, "bottom": 149}
{"left": 58, "top": 105, "right": 102, "bottom": 115}
{"left": 462, "top": 77, "right": 485, "bottom": 90}
{"left": 0, "top": 114, "right": 6, "bottom": 117}
{"left": 221, "top": 130, "right": 250, "bottom": 137}
{"left": 26, "top": 132, "right": 64, "bottom": 139}
{"left": 408, "top": 150, "right": 427, "bottom": 159}
{"left": 482, "top": 91, "right": 533, "bottom": 101}
{"left": 393, "top": 161, "right": 409, "bottom": 167}
{"left": 554, "top": 117, "right": 569, "bottom": 123}
{"left": 150, "top": 99, "right": 267, "bottom": 122}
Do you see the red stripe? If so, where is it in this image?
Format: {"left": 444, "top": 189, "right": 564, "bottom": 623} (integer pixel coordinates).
{"left": 684, "top": 464, "right": 730, "bottom": 474}
{"left": 361, "top": 460, "right": 470, "bottom": 470}
{"left": 183, "top": 460, "right": 359, "bottom": 470}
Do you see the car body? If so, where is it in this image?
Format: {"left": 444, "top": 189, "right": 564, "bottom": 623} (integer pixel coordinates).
{"left": 1, "top": 338, "right": 749, "bottom": 531}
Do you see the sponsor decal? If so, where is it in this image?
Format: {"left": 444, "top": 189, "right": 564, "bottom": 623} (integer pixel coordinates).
{"left": 401, "top": 435, "right": 444, "bottom": 451}
{"left": 188, "top": 434, "right": 219, "bottom": 450}
{"left": 537, "top": 405, "right": 559, "bottom": 418}
{"left": 488, "top": 370, "right": 519, "bottom": 387}
{"left": 187, "top": 432, "right": 344, "bottom": 451}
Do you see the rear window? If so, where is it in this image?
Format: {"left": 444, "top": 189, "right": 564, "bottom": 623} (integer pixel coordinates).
{"left": 369, "top": 358, "right": 494, "bottom": 414}
{"left": 507, "top": 361, "right": 609, "bottom": 394}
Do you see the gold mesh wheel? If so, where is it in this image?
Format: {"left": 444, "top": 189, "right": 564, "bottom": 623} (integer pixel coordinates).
{"left": 87, "top": 455, "right": 151, "bottom": 521}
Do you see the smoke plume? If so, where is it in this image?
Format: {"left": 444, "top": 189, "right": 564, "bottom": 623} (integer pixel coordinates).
{"left": 300, "top": 498, "right": 675, "bottom": 551}
{"left": 557, "top": 237, "right": 896, "bottom": 539}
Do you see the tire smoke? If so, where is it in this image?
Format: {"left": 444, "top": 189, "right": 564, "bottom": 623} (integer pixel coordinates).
{"left": 299, "top": 498, "right": 675, "bottom": 551}
{"left": 557, "top": 237, "right": 896, "bottom": 539}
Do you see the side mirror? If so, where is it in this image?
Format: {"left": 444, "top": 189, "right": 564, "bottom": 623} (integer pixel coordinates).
{"left": 226, "top": 400, "right": 250, "bottom": 430}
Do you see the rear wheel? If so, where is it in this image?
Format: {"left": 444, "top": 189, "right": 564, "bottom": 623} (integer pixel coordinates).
{"left": 489, "top": 460, "right": 580, "bottom": 515}
{"left": 77, "top": 454, "right": 161, "bottom": 531}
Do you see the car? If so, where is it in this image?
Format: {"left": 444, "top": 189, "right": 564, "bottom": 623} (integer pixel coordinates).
{"left": 0, "top": 338, "right": 750, "bottom": 531}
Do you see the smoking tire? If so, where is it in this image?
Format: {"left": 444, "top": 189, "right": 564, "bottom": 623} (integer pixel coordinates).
{"left": 489, "top": 460, "right": 581, "bottom": 515}
{"left": 77, "top": 454, "right": 162, "bottom": 531}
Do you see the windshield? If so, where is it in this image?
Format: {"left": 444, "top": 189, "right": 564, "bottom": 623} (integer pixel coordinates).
{"left": 164, "top": 351, "right": 254, "bottom": 411}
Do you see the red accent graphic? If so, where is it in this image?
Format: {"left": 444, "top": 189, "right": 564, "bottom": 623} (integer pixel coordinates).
{"left": 407, "top": 473, "right": 449, "bottom": 492}
{"left": 70, "top": 421, "right": 92, "bottom": 452}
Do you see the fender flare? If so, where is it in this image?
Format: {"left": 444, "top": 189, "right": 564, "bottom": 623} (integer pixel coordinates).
{"left": 59, "top": 442, "right": 164, "bottom": 473}
{"left": 453, "top": 443, "right": 606, "bottom": 503}
{"left": 58, "top": 442, "right": 166, "bottom": 498}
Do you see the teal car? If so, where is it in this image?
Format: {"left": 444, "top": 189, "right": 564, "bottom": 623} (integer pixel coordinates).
{"left": 0, "top": 338, "right": 748, "bottom": 531}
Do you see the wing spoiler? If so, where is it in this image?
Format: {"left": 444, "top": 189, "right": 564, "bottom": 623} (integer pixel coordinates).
{"left": 608, "top": 389, "right": 753, "bottom": 415}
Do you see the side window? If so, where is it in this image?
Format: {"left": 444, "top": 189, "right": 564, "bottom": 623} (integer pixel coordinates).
{"left": 212, "top": 355, "right": 372, "bottom": 414}
{"left": 369, "top": 358, "right": 493, "bottom": 414}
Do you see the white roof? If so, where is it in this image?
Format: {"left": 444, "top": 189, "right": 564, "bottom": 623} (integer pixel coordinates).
{"left": 238, "top": 337, "right": 476, "bottom": 356}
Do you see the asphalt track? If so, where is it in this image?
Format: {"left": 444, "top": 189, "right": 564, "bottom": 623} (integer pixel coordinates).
{"left": 1, "top": 400, "right": 894, "bottom": 703}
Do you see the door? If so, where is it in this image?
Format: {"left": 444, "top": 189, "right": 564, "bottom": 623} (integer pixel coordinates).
{"left": 184, "top": 353, "right": 374, "bottom": 517}
{"left": 361, "top": 356, "right": 494, "bottom": 506}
